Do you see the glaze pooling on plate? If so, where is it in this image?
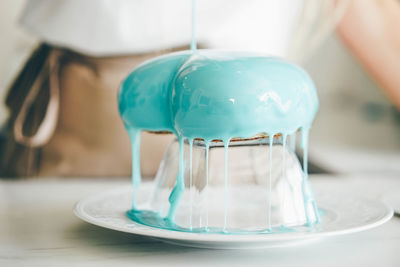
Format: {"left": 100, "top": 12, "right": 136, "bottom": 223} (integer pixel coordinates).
{"left": 118, "top": 50, "right": 320, "bottom": 233}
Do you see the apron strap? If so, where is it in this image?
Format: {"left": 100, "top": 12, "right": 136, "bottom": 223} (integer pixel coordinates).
{"left": 13, "top": 49, "right": 61, "bottom": 147}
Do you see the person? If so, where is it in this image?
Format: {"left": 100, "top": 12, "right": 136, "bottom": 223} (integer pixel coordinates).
{"left": 0, "top": 0, "right": 305, "bottom": 177}
{"left": 1, "top": 0, "right": 398, "bottom": 178}
{"left": 337, "top": 0, "right": 400, "bottom": 110}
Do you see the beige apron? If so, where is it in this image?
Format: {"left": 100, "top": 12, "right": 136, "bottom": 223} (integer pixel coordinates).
{"left": 1, "top": 44, "right": 176, "bottom": 177}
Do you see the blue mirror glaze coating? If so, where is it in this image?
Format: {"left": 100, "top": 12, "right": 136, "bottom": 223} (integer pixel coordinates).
{"left": 119, "top": 49, "right": 320, "bottom": 230}
{"left": 119, "top": 50, "right": 318, "bottom": 140}
{"left": 119, "top": 52, "right": 191, "bottom": 132}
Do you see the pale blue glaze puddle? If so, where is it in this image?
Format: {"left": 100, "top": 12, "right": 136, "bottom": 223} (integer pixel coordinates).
{"left": 127, "top": 209, "right": 325, "bottom": 235}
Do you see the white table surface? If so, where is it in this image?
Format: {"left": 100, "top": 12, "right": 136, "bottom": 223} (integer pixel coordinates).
{"left": 1, "top": 174, "right": 399, "bottom": 267}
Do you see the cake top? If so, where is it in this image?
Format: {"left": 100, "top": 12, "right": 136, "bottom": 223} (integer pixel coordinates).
{"left": 119, "top": 50, "right": 318, "bottom": 141}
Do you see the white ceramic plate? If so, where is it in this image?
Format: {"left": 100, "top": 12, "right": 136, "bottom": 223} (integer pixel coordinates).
{"left": 383, "top": 191, "right": 400, "bottom": 215}
{"left": 74, "top": 182, "right": 393, "bottom": 249}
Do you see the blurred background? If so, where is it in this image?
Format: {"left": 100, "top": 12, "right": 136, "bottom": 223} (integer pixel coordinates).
{"left": 0, "top": 0, "right": 399, "bottom": 178}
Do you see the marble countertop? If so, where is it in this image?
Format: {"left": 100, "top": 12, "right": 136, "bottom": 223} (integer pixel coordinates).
{"left": 1, "top": 174, "right": 399, "bottom": 267}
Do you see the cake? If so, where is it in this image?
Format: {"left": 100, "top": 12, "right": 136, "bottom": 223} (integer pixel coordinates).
{"left": 118, "top": 49, "right": 320, "bottom": 233}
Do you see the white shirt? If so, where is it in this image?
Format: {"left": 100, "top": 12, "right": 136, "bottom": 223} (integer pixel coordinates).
{"left": 20, "top": 0, "right": 303, "bottom": 57}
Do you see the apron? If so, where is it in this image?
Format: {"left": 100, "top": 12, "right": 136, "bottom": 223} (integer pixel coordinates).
{"left": 0, "top": 44, "right": 177, "bottom": 177}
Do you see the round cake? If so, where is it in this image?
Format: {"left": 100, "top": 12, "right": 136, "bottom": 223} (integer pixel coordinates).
{"left": 119, "top": 50, "right": 318, "bottom": 141}
{"left": 118, "top": 49, "right": 320, "bottom": 233}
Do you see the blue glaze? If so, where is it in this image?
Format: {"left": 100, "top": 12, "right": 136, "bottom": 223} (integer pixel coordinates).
{"left": 119, "top": 52, "right": 190, "bottom": 132}
{"left": 190, "top": 0, "right": 196, "bottom": 51}
{"left": 205, "top": 142, "right": 210, "bottom": 230}
{"left": 128, "top": 128, "right": 141, "bottom": 209}
{"left": 172, "top": 51, "right": 318, "bottom": 141}
{"left": 127, "top": 209, "right": 306, "bottom": 235}
{"left": 189, "top": 138, "right": 194, "bottom": 231}
{"left": 280, "top": 134, "right": 288, "bottom": 228}
{"left": 267, "top": 135, "right": 273, "bottom": 231}
{"left": 223, "top": 140, "right": 230, "bottom": 232}
{"left": 301, "top": 127, "right": 321, "bottom": 225}
{"left": 118, "top": 49, "right": 320, "bottom": 233}
{"left": 167, "top": 137, "right": 185, "bottom": 220}
{"left": 119, "top": 50, "right": 319, "bottom": 141}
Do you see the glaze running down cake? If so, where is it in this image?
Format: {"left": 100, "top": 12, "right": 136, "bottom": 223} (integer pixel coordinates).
{"left": 118, "top": 49, "right": 320, "bottom": 233}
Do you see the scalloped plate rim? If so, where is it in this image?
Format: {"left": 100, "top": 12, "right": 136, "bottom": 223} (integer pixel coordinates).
{"left": 74, "top": 182, "right": 393, "bottom": 245}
